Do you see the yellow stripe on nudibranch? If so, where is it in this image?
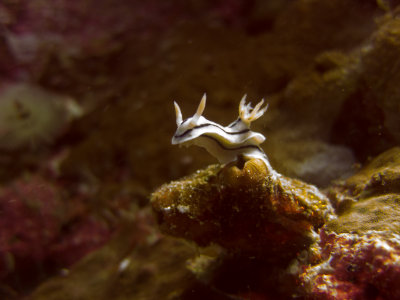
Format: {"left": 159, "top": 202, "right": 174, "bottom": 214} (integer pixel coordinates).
{"left": 172, "top": 94, "right": 275, "bottom": 172}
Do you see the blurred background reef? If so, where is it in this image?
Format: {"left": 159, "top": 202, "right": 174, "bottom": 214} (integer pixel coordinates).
{"left": 0, "top": 0, "right": 400, "bottom": 299}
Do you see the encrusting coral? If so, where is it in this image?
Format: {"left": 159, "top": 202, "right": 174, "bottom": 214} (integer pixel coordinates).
{"left": 151, "top": 158, "right": 334, "bottom": 259}
{"left": 326, "top": 146, "right": 400, "bottom": 231}
{"left": 295, "top": 147, "right": 400, "bottom": 299}
{"left": 299, "top": 229, "right": 400, "bottom": 300}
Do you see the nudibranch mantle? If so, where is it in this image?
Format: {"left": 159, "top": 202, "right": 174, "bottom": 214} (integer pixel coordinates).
{"left": 172, "top": 94, "right": 273, "bottom": 170}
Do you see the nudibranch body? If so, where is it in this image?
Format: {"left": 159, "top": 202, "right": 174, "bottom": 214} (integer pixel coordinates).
{"left": 172, "top": 94, "right": 274, "bottom": 170}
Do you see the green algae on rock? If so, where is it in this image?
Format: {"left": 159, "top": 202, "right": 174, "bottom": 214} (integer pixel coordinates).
{"left": 326, "top": 147, "right": 400, "bottom": 234}
{"left": 151, "top": 159, "right": 334, "bottom": 259}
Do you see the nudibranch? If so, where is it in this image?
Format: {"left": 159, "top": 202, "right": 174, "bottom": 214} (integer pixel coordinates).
{"left": 172, "top": 94, "right": 274, "bottom": 171}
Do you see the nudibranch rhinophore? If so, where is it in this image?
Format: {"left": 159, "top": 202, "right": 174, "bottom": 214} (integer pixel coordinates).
{"left": 172, "top": 94, "right": 274, "bottom": 171}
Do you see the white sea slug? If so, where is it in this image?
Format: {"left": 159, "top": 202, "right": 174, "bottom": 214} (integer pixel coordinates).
{"left": 172, "top": 94, "right": 274, "bottom": 172}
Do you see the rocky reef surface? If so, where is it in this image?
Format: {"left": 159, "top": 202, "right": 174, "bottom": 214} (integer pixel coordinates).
{"left": 0, "top": 0, "right": 400, "bottom": 299}
{"left": 299, "top": 147, "right": 400, "bottom": 299}
{"left": 151, "top": 159, "right": 333, "bottom": 258}
{"left": 149, "top": 148, "right": 400, "bottom": 299}
{"left": 150, "top": 159, "right": 334, "bottom": 298}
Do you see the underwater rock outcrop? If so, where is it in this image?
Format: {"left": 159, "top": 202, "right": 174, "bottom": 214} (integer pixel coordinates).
{"left": 298, "top": 147, "right": 400, "bottom": 299}
{"left": 299, "top": 229, "right": 400, "bottom": 300}
{"left": 327, "top": 146, "right": 400, "bottom": 230}
{"left": 151, "top": 159, "right": 334, "bottom": 259}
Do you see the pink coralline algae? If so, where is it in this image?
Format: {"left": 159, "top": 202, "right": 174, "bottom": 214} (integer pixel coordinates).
{"left": 299, "top": 230, "right": 400, "bottom": 300}
{"left": 297, "top": 147, "right": 400, "bottom": 299}
{"left": 0, "top": 176, "right": 62, "bottom": 285}
{"left": 46, "top": 217, "right": 111, "bottom": 268}
{"left": 0, "top": 175, "right": 111, "bottom": 291}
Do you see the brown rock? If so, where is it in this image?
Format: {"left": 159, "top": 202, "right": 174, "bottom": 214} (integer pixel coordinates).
{"left": 327, "top": 147, "right": 400, "bottom": 233}
{"left": 151, "top": 159, "right": 334, "bottom": 259}
{"left": 297, "top": 148, "right": 400, "bottom": 299}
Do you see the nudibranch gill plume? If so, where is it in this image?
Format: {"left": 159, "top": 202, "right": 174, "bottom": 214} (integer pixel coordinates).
{"left": 172, "top": 94, "right": 274, "bottom": 171}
